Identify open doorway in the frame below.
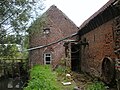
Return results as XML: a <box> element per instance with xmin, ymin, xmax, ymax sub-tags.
<box><xmin>71</xmin><ymin>43</ymin><xmax>80</xmax><ymax>72</ymax></box>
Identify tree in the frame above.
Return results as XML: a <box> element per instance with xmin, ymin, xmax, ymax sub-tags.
<box><xmin>0</xmin><ymin>0</ymin><xmax>45</xmax><ymax>59</ymax></box>
<box><xmin>0</xmin><ymin>0</ymin><xmax>44</xmax><ymax>34</ymax></box>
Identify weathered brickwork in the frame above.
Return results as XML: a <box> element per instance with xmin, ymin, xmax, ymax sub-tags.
<box><xmin>78</xmin><ymin>1</ymin><xmax>120</xmax><ymax>83</ymax></box>
<box><xmin>80</xmin><ymin>19</ymin><xmax>116</xmax><ymax>77</ymax></box>
<box><xmin>29</xmin><ymin>5</ymin><xmax>78</xmax><ymax>67</ymax></box>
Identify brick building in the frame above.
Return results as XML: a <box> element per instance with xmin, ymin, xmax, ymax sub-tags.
<box><xmin>29</xmin><ymin>5</ymin><xmax>78</xmax><ymax>68</ymax></box>
<box><xmin>29</xmin><ymin>0</ymin><xmax>120</xmax><ymax>85</ymax></box>
<box><xmin>76</xmin><ymin>0</ymin><xmax>120</xmax><ymax>84</ymax></box>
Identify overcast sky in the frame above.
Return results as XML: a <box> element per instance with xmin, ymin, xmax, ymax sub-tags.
<box><xmin>44</xmin><ymin>0</ymin><xmax>109</xmax><ymax>26</ymax></box>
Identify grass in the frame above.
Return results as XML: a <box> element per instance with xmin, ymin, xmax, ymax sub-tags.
<box><xmin>24</xmin><ymin>65</ymin><xmax>59</xmax><ymax>90</ymax></box>
<box><xmin>55</xmin><ymin>65</ymin><xmax>76</xmax><ymax>90</ymax></box>
<box><xmin>24</xmin><ymin>65</ymin><xmax>76</xmax><ymax>90</ymax></box>
<box><xmin>24</xmin><ymin>64</ymin><xmax>106</xmax><ymax>90</ymax></box>
<box><xmin>86</xmin><ymin>81</ymin><xmax>106</xmax><ymax>90</ymax></box>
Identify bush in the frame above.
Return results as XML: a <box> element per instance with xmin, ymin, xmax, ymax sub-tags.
<box><xmin>24</xmin><ymin>65</ymin><xmax>59</xmax><ymax>90</ymax></box>
<box><xmin>86</xmin><ymin>81</ymin><xmax>106</xmax><ymax>90</ymax></box>
<box><xmin>55</xmin><ymin>65</ymin><xmax>71</xmax><ymax>76</ymax></box>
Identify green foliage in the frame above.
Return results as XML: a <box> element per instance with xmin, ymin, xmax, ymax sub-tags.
<box><xmin>56</xmin><ymin>66</ymin><xmax>66</xmax><ymax>75</ymax></box>
<box><xmin>28</xmin><ymin>14</ymin><xmax>47</xmax><ymax>35</ymax></box>
<box><xmin>0</xmin><ymin>0</ymin><xmax>44</xmax><ymax>33</ymax></box>
<box><xmin>55</xmin><ymin>65</ymin><xmax>71</xmax><ymax>82</ymax></box>
<box><xmin>86</xmin><ymin>81</ymin><xmax>106</xmax><ymax>90</ymax></box>
<box><xmin>55</xmin><ymin>58</ymin><xmax>71</xmax><ymax>76</ymax></box>
<box><xmin>0</xmin><ymin>34</ymin><xmax>28</xmax><ymax>59</ymax></box>
<box><xmin>24</xmin><ymin>65</ymin><xmax>59</xmax><ymax>90</ymax></box>
<box><xmin>0</xmin><ymin>0</ymin><xmax>45</xmax><ymax>59</ymax></box>
<box><xmin>0</xmin><ymin>44</ymin><xmax>22</xmax><ymax>58</ymax></box>
<box><xmin>55</xmin><ymin>65</ymin><xmax>71</xmax><ymax>76</ymax></box>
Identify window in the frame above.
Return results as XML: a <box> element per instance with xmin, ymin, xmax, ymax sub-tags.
<box><xmin>43</xmin><ymin>28</ymin><xmax>50</xmax><ymax>35</ymax></box>
<box><xmin>44</xmin><ymin>53</ymin><xmax>52</xmax><ymax>64</ymax></box>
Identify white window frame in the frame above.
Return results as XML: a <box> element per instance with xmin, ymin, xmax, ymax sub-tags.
<box><xmin>44</xmin><ymin>53</ymin><xmax>52</xmax><ymax>65</ymax></box>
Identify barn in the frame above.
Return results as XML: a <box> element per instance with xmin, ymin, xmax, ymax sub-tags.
<box><xmin>76</xmin><ymin>0</ymin><xmax>120</xmax><ymax>84</ymax></box>
<box><xmin>29</xmin><ymin>5</ymin><xmax>78</xmax><ymax>68</ymax></box>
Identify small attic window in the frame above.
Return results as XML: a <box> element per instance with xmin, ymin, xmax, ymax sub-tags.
<box><xmin>43</xmin><ymin>28</ymin><xmax>50</xmax><ymax>35</ymax></box>
<box><xmin>65</xmin><ymin>17</ymin><xmax>67</xmax><ymax>20</ymax></box>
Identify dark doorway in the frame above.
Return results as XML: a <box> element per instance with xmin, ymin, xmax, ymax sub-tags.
<box><xmin>71</xmin><ymin>43</ymin><xmax>80</xmax><ymax>72</ymax></box>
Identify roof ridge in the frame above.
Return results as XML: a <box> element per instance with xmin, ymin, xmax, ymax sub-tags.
<box><xmin>43</xmin><ymin>5</ymin><xmax>78</xmax><ymax>27</ymax></box>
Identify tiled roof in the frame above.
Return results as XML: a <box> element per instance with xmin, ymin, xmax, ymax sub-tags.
<box><xmin>79</xmin><ymin>0</ymin><xmax>117</xmax><ymax>29</ymax></box>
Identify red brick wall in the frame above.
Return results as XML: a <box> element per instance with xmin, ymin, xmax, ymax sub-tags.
<box><xmin>80</xmin><ymin>19</ymin><xmax>116</xmax><ymax>77</ymax></box>
<box><xmin>29</xmin><ymin>5</ymin><xmax>78</xmax><ymax>67</ymax></box>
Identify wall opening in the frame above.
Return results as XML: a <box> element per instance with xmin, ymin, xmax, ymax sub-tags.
<box><xmin>71</xmin><ymin>43</ymin><xmax>80</xmax><ymax>72</ymax></box>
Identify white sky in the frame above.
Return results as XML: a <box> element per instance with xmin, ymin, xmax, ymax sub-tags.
<box><xmin>44</xmin><ymin>0</ymin><xmax>109</xmax><ymax>26</ymax></box>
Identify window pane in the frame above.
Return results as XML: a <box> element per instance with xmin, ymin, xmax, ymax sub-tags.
<box><xmin>46</xmin><ymin>61</ymin><xmax>50</xmax><ymax>64</ymax></box>
<box><xmin>46</xmin><ymin>57</ymin><xmax>50</xmax><ymax>61</ymax></box>
<box><xmin>44</xmin><ymin>53</ymin><xmax>52</xmax><ymax>65</ymax></box>
<box><xmin>46</xmin><ymin>54</ymin><xmax>50</xmax><ymax>56</ymax></box>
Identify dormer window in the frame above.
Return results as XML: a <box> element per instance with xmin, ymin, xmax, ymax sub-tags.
<box><xmin>43</xmin><ymin>28</ymin><xmax>50</xmax><ymax>35</ymax></box>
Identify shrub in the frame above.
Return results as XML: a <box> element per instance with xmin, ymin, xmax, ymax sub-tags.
<box><xmin>24</xmin><ymin>65</ymin><xmax>59</xmax><ymax>90</ymax></box>
<box><xmin>86</xmin><ymin>81</ymin><xmax>106</xmax><ymax>90</ymax></box>
<box><xmin>56</xmin><ymin>65</ymin><xmax>71</xmax><ymax>76</ymax></box>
